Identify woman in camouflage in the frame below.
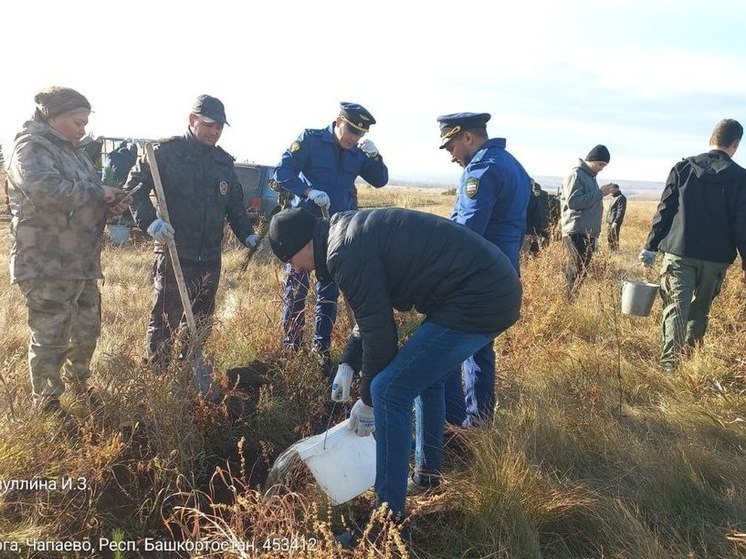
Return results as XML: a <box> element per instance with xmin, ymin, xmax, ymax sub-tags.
<box><xmin>6</xmin><ymin>87</ymin><xmax>130</xmax><ymax>415</ymax></box>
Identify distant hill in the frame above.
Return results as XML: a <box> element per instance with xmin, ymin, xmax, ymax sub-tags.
<box><xmin>374</xmin><ymin>175</ymin><xmax>665</xmax><ymax>201</ymax></box>
<box><xmin>533</xmin><ymin>176</ymin><xmax>664</xmax><ymax>201</ymax></box>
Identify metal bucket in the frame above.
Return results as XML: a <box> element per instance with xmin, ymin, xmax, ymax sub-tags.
<box><xmin>621</xmin><ymin>280</ymin><xmax>659</xmax><ymax>317</ymax></box>
<box><xmin>107</xmin><ymin>224</ymin><xmax>131</xmax><ymax>245</ymax></box>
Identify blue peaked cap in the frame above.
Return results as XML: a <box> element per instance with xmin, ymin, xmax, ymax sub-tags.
<box><xmin>339</xmin><ymin>102</ymin><xmax>376</xmax><ymax>133</ymax></box>
<box><xmin>436</xmin><ymin>112</ymin><xmax>491</xmax><ymax>148</ymax></box>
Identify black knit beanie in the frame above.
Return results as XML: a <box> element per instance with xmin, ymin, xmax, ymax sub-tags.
<box><xmin>585</xmin><ymin>144</ymin><xmax>610</xmax><ymax>163</ymax></box>
<box><xmin>268</xmin><ymin>208</ymin><xmax>318</xmax><ymax>262</ymax></box>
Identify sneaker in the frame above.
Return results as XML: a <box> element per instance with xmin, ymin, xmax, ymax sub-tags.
<box><xmin>407</xmin><ymin>473</ymin><xmax>440</xmax><ymax>496</ymax></box>
<box><xmin>659</xmin><ymin>362</ymin><xmax>677</xmax><ymax>375</ymax></box>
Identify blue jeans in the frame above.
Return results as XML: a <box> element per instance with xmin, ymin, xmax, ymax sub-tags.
<box><xmin>370</xmin><ymin>321</ymin><xmax>497</xmax><ymax>517</ymax></box>
<box><xmin>281</xmin><ymin>265</ymin><xmax>339</xmax><ymax>354</ymax></box>
<box><xmin>443</xmin><ymin>340</ymin><xmax>497</xmax><ymax>427</ymax></box>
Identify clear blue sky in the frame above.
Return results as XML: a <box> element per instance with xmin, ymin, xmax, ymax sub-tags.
<box><xmin>2</xmin><ymin>0</ymin><xmax>745</xmax><ymax>184</ymax></box>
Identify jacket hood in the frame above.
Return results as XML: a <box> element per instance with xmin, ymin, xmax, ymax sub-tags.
<box><xmin>572</xmin><ymin>158</ymin><xmax>597</xmax><ymax>177</ymax></box>
<box><xmin>686</xmin><ymin>150</ymin><xmax>741</xmax><ymax>182</ymax></box>
<box><xmin>16</xmin><ymin>119</ymin><xmax>57</xmax><ymax>141</ymax></box>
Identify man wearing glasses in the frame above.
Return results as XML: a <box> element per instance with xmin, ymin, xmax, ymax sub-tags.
<box><xmin>272</xmin><ymin>102</ymin><xmax>389</xmax><ymax>374</ymax></box>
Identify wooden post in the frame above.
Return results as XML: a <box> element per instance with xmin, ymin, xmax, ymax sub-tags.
<box><xmin>144</xmin><ymin>143</ymin><xmax>197</xmax><ymax>339</ymax></box>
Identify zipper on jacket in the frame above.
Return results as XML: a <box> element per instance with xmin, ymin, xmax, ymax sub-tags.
<box><xmin>197</xmin><ymin>154</ymin><xmax>208</xmax><ymax>261</ymax></box>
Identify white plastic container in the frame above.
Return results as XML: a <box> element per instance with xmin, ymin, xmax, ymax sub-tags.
<box><xmin>621</xmin><ymin>280</ymin><xmax>659</xmax><ymax>317</ymax></box>
<box><xmin>294</xmin><ymin>419</ymin><xmax>376</xmax><ymax>505</ymax></box>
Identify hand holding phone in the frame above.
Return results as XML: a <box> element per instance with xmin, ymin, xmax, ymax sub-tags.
<box><xmin>110</xmin><ymin>182</ymin><xmax>143</xmax><ymax>206</ymax></box>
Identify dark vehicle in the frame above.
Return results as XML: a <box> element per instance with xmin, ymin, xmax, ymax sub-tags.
<box><xmin>233</xmin><ymin>163</ymin><xmax>281</xmax><ymax>223</ymax></box>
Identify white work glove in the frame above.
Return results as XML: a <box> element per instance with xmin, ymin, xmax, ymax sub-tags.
<box><xmin>245</xmin><ymin>234</ymin><xmax>262</xmax><ymax>251</ymax></box>
<box><xmin>147</xmin><ymin>219</ymin><xmax>175</xmax><ymax>242</ymax></box>
<box><xmin>331</xmin><ymin>363</ymin><xmax>354</xmax><ymax>402</ymax></box>
<box><xmin>638</xmin><ymin>249</ymin><xmax>656</xmax><ymax>268</ymax></box>
<box><xmin>358</xmin><ymin>138</ymin><xmax>379</xmax><ymax>158</ymax></box>
<box><xmin>348</xmin><ymin>399</ymin><xmax>375</xmax><ymax>437</ymax></box>
<box><xmin>307</xmin><ymin>189</ymin><xmax>330</xmax><ymax>209</ymax></box>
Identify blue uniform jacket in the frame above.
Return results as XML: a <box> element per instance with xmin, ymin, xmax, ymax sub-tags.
<box><xmin>273</xmin><ymin>124</ymin><xmax>389</xmax><ymax>216</ymax></box>
<box><xmin>451</xmin><ymin>138</ymin><xmax>530</xmax><ymax>271</ymax></box>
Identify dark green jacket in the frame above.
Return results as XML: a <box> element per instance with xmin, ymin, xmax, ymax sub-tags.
<box><xmin>127</xmin><ymin>131</ymin><xmax>254</xmax><ymax>261</ymax></box>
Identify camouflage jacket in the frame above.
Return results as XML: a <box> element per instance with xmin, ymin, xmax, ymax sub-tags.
<box><xmin>7</xmin><ymin>120</ymin><xmax>107</xmax><ymax>283</ymax></box>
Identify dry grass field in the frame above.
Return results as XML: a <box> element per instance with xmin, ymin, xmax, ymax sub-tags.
<box><xmin>0</xmin><ymin>185</ymin><xmax>745</xmax><ymax>558</ymax></box>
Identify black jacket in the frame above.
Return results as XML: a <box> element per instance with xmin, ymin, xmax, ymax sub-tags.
<box><xmin>606</xmin><ymin>193</ymin><xmax>627</xmax><ymax>226</ymax></box>
<box><xmin>645</xmin><ymin>150</ymin><xmax>746</xmax><ymax>267</ymax></box>
<box><xmin>316</xmin><ymin>208</ymin><xmax>522</xmax><ymax>405</ymax></box>
<box><xmin>126</xmin><ymin>131</ymin><xmax>254</xmax><ymax>262</ymax></box>
<box><xmin>526</xmin><ymin>184</ymin><xmax>550</xmax><ymax>235</ymax></box>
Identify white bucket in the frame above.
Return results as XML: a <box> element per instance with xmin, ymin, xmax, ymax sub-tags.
<box><xmin>107</xmin><ymin>224</ymin><xmax>131</xmax><ymax>245</ymax></box>
<box><xmin>621</xmin><ymin>280</ymin><xmax>659</xmax><ymax>317</ymax></box>
<box><xmin>294</xmin><ymin>419</ymin><xmax>376</xmax><ymax>505</ymax></box>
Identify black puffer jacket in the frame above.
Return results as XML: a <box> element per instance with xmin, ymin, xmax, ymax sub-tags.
<box><xmin>645</xmin><ymin>150</ymin><xmax>746</xmax><ymax>267</ymax></box>
<box><xmin>315</xmin><ymin>208</ymin><xmax>522</xmax><ymax>405</ymax></box>
<box><xmin>126</xmin><ymin>131</ymin><xmax>254</xmax><ymax>261</ymax></box>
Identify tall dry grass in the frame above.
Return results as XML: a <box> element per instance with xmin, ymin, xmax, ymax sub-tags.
<box><xmin>0</xmin><ymin>189</ymin><xmax>744</xmax><ymax>558</ymax></box>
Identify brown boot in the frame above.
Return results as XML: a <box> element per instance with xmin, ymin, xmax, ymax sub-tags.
<box><xmin>67</xmin><ymin>381</ymin><xmax>104</xmax><ymax>411</ymax></box>
<box><xmin>37</xmin><ymin>395</ymin><xmax>64</xmax><ymax>416</ymax></box>
<box><xmin>36</xmin><ymin>396</ymin><xmax>78</xmax><ymax>434</ymax></box>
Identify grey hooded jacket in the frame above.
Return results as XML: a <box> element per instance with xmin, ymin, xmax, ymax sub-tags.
<box><xmin>560</xmin><ymin>158</ymin><xmax>604</xmax><ymax>237</ymax></box>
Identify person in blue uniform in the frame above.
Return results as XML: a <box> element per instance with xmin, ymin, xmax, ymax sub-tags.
<box><xmin>103</xmin><ymin>139</ymin><xmax>138</xmax><ymax>186</ymax></box>
<box><xmin>272</xmin><ymin>102</ymin><xmax>389</xmax><ymax>371</ymax></box>
<box><xmin>412</xmin><ymin>113</ymin><xmax>529</xmax><ymax>486</ymax></box>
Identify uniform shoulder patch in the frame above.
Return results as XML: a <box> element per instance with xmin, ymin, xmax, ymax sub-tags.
<box><xmin>470</xmin><ymin>148</ymin><xmax>487</xmax><ymax>164</ymax></box>
<box><xmin>290</xmin><ymin>140</ymin><xmax>302</xmax><ymax>153</ymax></box>
<box><xmin>465</xmin><ymin>177</ymin><xmax>480</xmax><ymax>198</ymax></box>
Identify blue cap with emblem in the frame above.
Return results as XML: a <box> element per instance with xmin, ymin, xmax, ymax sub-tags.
<box><xmin>339</xmin><ymin>102</ymin><xmax>376</xmax><ymax>134</ymax></box>
<box><xmin>192</xmin><ymin>94</ymin><xmax>229</xmax><ymax>125</ymax></box>
<box><xmin>437</xmin><ymin>112</ymin><xmax>491</xmax><ymax>148</ymax></box>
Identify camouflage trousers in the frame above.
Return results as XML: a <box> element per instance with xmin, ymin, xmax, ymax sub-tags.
<box><xmin>17</xmin><ymin>278</ymin><xmax>101</xmax><ymax>401</ymax></box>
